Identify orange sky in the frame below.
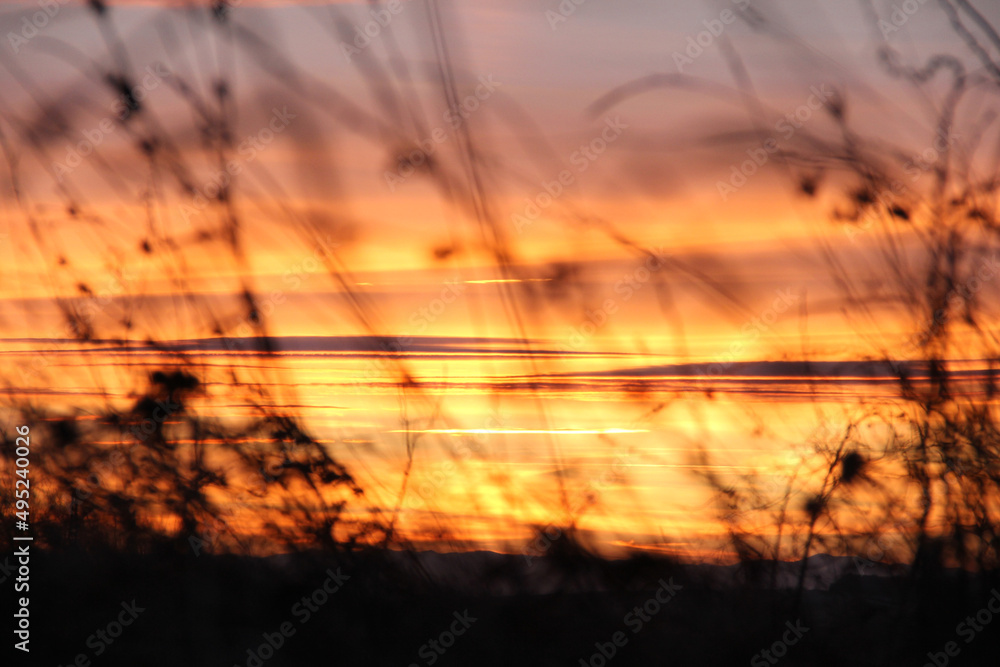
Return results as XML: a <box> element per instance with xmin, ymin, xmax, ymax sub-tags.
<box><xmin>1</xmin><ymin>0</ymin><xmax>999</xmax><ymax>556</ymax></box>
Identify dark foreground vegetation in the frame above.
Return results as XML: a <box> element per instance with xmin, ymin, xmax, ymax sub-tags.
<box><xmin>4</xmin><ymin>546</ymin><xmax>998</xmax><ymax>666</ymax></box>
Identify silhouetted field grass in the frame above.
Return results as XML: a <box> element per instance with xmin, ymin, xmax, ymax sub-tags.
<box><xmin>2</xmin><ymin>0</ymin><xmax>1000</xmax><ymax>664</ymax></box>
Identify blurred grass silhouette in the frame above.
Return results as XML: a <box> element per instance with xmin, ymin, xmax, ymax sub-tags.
<box><xmin>1</xmin><ymin>1</ymin><xmax>1000</xmax><ymax>665</ymax></box>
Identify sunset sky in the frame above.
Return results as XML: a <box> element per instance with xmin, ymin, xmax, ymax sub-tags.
<box><xmin>2</xmin><ymin>0</ymin><xmax>999</xmax><ymax>557</ymax></box>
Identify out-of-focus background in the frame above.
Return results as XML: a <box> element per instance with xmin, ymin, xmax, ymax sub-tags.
<box><xmin>2</xmin><ymin>1</ymin><xmax>1000</xmax><ymax>665</ymax></box>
